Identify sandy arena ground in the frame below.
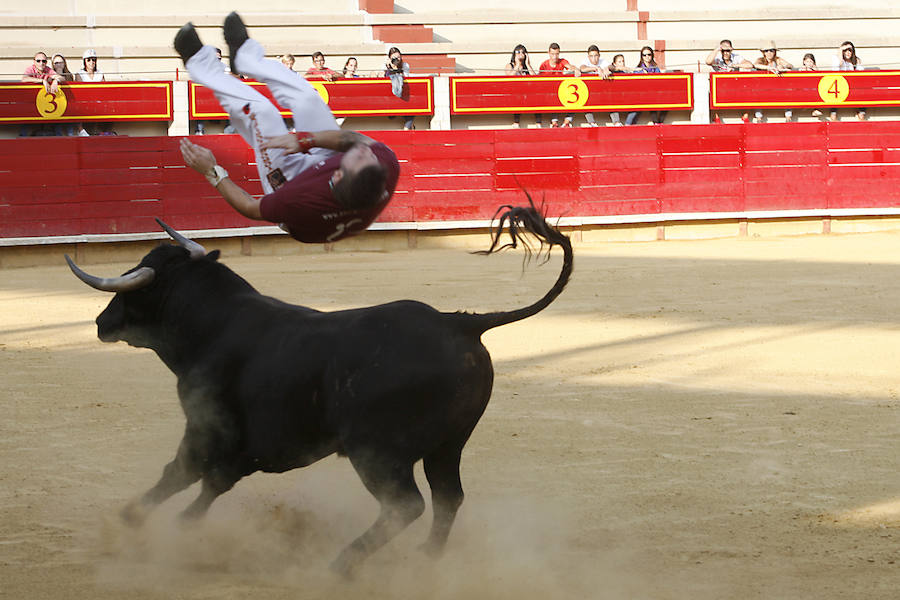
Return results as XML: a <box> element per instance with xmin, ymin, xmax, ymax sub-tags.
<box><xmin>2</xmin><ymin>229</ymin><xmax>900</xmax><ymax>599</ymax></box>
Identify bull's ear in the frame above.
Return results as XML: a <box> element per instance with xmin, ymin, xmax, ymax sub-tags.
<box><xmin>207</xmin><ymin>250</ymin><xmax>221</xmax><ymax>261</ymax></box>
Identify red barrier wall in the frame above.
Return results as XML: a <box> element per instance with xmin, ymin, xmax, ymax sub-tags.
<box><xmin>4</xmin><ymin>122</ymin><xmax>900</xmax><ymax>240</ymax></box>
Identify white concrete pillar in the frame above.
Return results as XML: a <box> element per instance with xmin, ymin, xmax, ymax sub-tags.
<box><xmin>430</xmin><ymin>75</ymin><xmax>451</xmax><ymax>130</ymax></box>
<box><xmin>692</xmin><ymin>72</ymin><xmax>711</xmax><ymax>124</ymax></box>
<box><xmin>169</xmin><ymin>80</ymin><xmax>189</xmax><ymax>136</ymax></box>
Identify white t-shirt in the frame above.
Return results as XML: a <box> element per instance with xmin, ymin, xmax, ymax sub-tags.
<box><xmin>710</xmin><ymin>51</ymin><xmax>747</xmax><ymax>71</ymax></box>
<box><xmin>832</xmin><ymin>56</ymin><xmax>863</xmax><ymax>71</ymax></box>
<box><xmin>580</xmin><ymin>55</ymin><xmax>609</xmax><ymax>74</ymax></box>
<box><xmin>76</xmin><ymin>69</ymin><xmax>105</xmax><ymax>82</ymax></box>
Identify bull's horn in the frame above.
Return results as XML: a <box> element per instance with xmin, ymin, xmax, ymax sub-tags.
<box><xmin>155</xmin><ymin>218</ymin><xmax>206</xmax><ymax>259</ymax></box>
<box><xmin>65</xmin><ymin>255</ymin><xmax>156</xmax><ymax>293</ymax></box>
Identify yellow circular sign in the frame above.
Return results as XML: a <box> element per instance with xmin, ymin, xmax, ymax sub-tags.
<box><xmin>817</xmin><ymin>75</ymin><xmax>850</xmax><ymax>104</ymax></box>
<box><xmin>309</xmin><ymin>81</ymin><xmax>329</xmax><ymax>105</ymax></box>
<box><xmin>36</xmin><ymin>87</ymin><xmax>67</xmax><ymax>118</ymax></box>
<box><xmin>557</xmin><ymin>77</ymin><xmax>589</xmax><ymax>109</ymax></box>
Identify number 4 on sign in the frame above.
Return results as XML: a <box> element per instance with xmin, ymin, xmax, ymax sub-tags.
<box><xmin>817</xmin><ymin>75</ymin><xmax>850</xmax><ymax>104</ymax></box>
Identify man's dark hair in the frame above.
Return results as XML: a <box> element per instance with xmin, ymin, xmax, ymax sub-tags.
<box><xmin>549</xmin><ymin>42</ymin><xmax>560</xmax><ymax>51</ymax></box>
<box><xmin>332</xmin><ymin>163</ymin><xmax>388</xmax><ymax>210</ymax></box>
<box><xmin>312</xmin><ymin>51</ymin><xmax>324</xmax><ymax>60</ymax></box>
<box><xmin>720</xmin><ymin>39</ymin><xmax>733</xmax><ymax>46</ymax></box>
<box><xmin>587</xmin><ymin>44</ymin><xmax>599</xmax><ymax>53</ymax></box>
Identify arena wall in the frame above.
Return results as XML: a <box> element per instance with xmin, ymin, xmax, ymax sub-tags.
<box><xmin>4</xmin><ymin>122</ymin><xmax>900</xmax><ymax>267</ymax></box>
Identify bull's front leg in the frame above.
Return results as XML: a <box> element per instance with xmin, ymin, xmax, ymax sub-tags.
<box><xmin>120</xmin><ymin>430</ymin><xmax>202</xmax><ymax>527</ymax></box>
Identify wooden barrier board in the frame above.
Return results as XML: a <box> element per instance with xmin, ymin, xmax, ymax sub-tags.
<box><xmin>711</xmin><ymin>71</ymin><xmax>900</xmax><ymax>109</ymax></box>
<box><xmin>450</xmin><ymin>73</ymin><xmax>694</xmax><ymax>115</ymax></box>
<box><xmin>0</xmin><ymin>82</ymin><xmax>173</xmax><ymax>124</ymax></box>
<box><xmin>189</xmin><ymin>77</ymin><xmax>434</xmax><ymax>119</ymax></box>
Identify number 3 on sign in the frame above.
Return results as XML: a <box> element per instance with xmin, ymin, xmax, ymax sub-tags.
<box><xmin>557</xmin><ymin>77</ymin><xmax>589</xmax><ymax>109</ymax></box>
<box><xmin>36</xmin><ymin>88</ymin><xmax>67</xmax><ymax>118</ymax></box>
<box><xmin>817</xmin><ymin>74</ymin><xmax>850</xmax><ymax>104</ymax></box>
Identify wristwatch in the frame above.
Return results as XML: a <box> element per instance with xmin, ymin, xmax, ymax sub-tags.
<box><xmin>205</xmin><ymin>164</ymin><xmax>229</xmax><ymax>187</ymax></box>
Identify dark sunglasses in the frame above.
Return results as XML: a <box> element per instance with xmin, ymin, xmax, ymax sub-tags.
<box><xmin>86</xmin><ymin>57</ymin><xmax>97</xmax><ymax>61</ymax></box>
<box><xmin>36</xmin><ymin>58</ymin><xmax>48</xmax><ymax>63</ymax></box>
<box><xmin>763</xmin><ymin>48</ymin><xmax>776</xmax><ymax>52</ymax></box>
<box><xmin>642</xmin><ymin>53</ymin><xmax>653</xmax><ymax>57</ymax></box>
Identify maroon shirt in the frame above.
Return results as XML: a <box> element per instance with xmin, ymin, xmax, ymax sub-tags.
<box><xmin>259</xmin><ymin>142</ymin><xmax>400</xmax><ymax>243</ymax></box>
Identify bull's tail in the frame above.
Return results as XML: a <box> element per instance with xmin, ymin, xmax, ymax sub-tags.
<box><xmin>459</xmin><ymin>196</ymin><xmax>573</xmax><ymax>334</ymax></box>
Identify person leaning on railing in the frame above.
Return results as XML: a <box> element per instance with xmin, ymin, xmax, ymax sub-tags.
<box><xmin>752</xmin><ymin>42</ymin><xmax>793</xmax><ymax>123</ymax></box>
<box><xmin>20</xmin><ymin>51</ymin><xmax>63</xmax><ymax>137</ymax></box>
<box><xmin>579</xmin><ymin>44</ymin><xmax>610</xmax><ymax>127</ymax></box>
<box><xmin>830</xmin><ymin>41</ymin><xmax>866</xmax><ymax>121</ymax></box>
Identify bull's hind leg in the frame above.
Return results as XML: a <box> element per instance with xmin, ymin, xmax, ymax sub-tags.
<box><xmin>331</xmin><ymin>457</ymin><xmax>425</xmax><ymax>578</ymax></box>
<box><xmin>420</xmin><ymin>442</ymin><xmax>465</xmax><ymax>557</ymax></box>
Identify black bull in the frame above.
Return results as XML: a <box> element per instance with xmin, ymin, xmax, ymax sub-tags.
<box><xmin>66</xmin><ymin>204</ymin><xmax>573</xmax><ymax>576</ymax></box>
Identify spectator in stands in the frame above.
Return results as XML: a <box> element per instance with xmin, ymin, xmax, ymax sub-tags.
<box><xmin>607</xmin><ymin>53</ymin><xmax>630</xmax><ymax>126</ymax></box>
<box><xmin>306</xmin><ymin>51</ymin><xmax>340</xmax><ymax>82</ymax></box>
<box><xmin>627</xmin><ymin>46</ymin><xmax>666</xmax><ymax>125</ymax></box>
<box><xmin>754</xmin><ymin>42</ymin><xmax>792</xmax><ymax>75</ymax></box>
<box><xmin>343</xmin><ymin>57</ymin><xmax>360</xmax><ymax>78</ymax></box>
<box><xmin>21</xmin><ymin>51</ymin><xmax>64</xmax><ymax>137</ymax></box>
<box><xmin>706</xmin><ymin>40</ymin><xmax>753</xmax><ymax>72</ymax></box>
<box><xmin>384</xmin><ymin>47</ymin><xmax>414</xmax><ymax>130</ymax></box>
<box><xmin>539</xmin><ymin>42</ymin><xmax>580</xmax><ymax>127</ymax></box>
<box><xmin>505</xmin><ymin>44</ymin><xmax>542</xmax><ymax>128</ymax></box>
<box><xmin>800</xmin><ymin>53</ymin><xmax>817</xmax><ymax>71</ymax></box>
<box><xmin>51</xmin><ymin>54</ymin><xmax>77</xmax><ymax>136</ymax></box>
<box><xmin>51</xmin><ymin>54</ymin><xmax>74</xmax><ymax>82</ymax></box>
<box><xmin>23</xmin><ymin>51</ymin><xmax>62</xmax><ymax>94</ymax></box>
<box><xmin>799</xmin><ymin>53</ymin><xmax>824</xmax><ymax>118</ymax></box>
<box><xmin>580</xmin><ymin>44</ymin><xmax>610</xmax><ymax>127</ymax></box>
<box><xmin>752</xmin><ymin>42</ymin><xmax>793</xmax><ymax>123</ymax></box>
<box><xmin>706</xmin><ymin>40</ymin><xmax>753</xmax><ymax>123</ymax></box>
<box><xmin>831</xmin><ymin>41</ymin><xmax>866</xmax><ymax>121</ymax></box>
<box><xmin>76</xmin><ymin>49</ymin><xmax>104</xmax><ymax>82</ymax></box>
<box><xmin>281</xmin><ymin>53</ymin><xmax>296</xmax><ymax>71</ymax></box>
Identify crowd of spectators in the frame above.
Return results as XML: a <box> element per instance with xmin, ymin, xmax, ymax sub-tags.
<box><xmin>14</xmin><ymin>38</ymin><xmax>877</xmax><ymax>135</ymax></box>
<box><xmin>19</xmin><ymin>48</ymin><xmax>114</xmax><ymax>136</ymax></box>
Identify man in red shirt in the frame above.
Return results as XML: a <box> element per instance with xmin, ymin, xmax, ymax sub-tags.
<box><xmin>174</xmin><ymin>13</ymin><xmax>399</xmax><ymax>244</ymax></box>
<box><xmin>305</xmin><ymin>52</ymin><xmax>340</xmax><ymax>82</ymax></box>
<box><xmin>538</xmin><ymin>43</ymin><xmax>580</xmax><ymax>127</ymax></box>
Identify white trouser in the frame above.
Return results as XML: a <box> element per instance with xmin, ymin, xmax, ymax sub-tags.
<box><xmin>186</xmin><ymin>40</ymin><xmax>339</xmax><ymax>193</ymax></box>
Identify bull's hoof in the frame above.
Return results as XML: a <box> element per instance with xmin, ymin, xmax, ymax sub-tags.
<box><xmin>329</xmin><ymin>551</ymin><xmax>359</xmax><ymax>580</ymax></box>
<box><xmin>120</xmin><ymin>501</ymin><xmax>149</xmax><ymax>528</ymax></box>
<box><xmin>417</xmin><ymin>540</ymin><xmax>446</xmax><ymax>559</ymax></box>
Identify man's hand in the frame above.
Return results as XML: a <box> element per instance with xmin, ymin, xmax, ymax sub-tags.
<box><xmin>260</xmin><ymin>133</ymin><xmax>300</xmax><ymax>153</ymax></box>
<box><xmin>180</xmin><ymin>138</ymin><xmax>217</xmax><ymax>175</ymax></box>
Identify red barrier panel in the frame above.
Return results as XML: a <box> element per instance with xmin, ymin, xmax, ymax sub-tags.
<box><xmin>4</xmin><ymin>123</ymin><xmax>900</xmax><ymax>240</ymax></box>
<box><xmin>0</xmin><ymin>81</ymin><xmax>174</xmax><ymax>124</ymax></box>
<box><xmin>189</xmin><ymin>77</ymin><xmax>434</xmax><ymax>119</ymax></box>
<box><xmin>711</xmin><ymin>71</ymin><xmax>900</xmax><ymax>110</ymax></box>
<box><xmin>450</xmin><ymin>74</ymin><xmax>693</xmax><ymax>114</ymax></box>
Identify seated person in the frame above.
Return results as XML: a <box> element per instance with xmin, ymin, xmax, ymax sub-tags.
<box><xmin>305</xmin><ymin>51</ymin><xmax>340</xmax><ymax>82</ymax></box>
<box><xmin>706</xmin><ymin>40</ymin><xmax>753</xmax><ymax>72</ymax></box>
<box><xmin>539</xmin><ymin>43</ymin><xmax>580</xmax><ymax>127</ymax></box>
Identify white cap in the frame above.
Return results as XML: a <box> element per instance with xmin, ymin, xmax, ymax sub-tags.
<box><xmin>83</xmin><ymin>48</ymin><xmax>97</xmax><ymax>60</ymax></box>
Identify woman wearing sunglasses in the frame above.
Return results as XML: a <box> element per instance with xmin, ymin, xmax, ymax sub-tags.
<box><xmin>625</xmin><ymin>47</ymin><xmax>667</xmax><ymax>125</ymax></box>
<box><xmin>76</xmin><ymin>49</ymin><xmax>105</xmax><ymax>82</ymax></box>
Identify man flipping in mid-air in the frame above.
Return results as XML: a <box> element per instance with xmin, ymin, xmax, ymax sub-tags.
<box><xmin>174</xmin><ymin>12</ymin><xmax>400</xmax><ymax>243</ymax></box>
